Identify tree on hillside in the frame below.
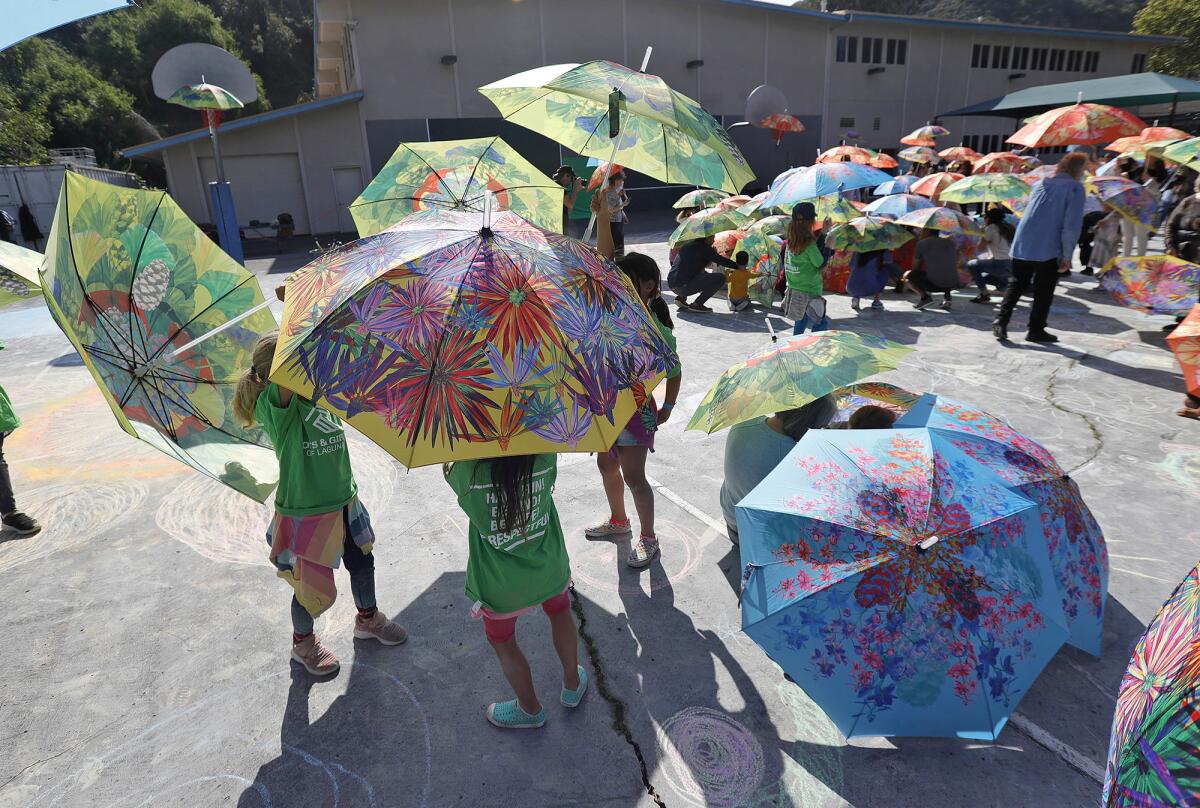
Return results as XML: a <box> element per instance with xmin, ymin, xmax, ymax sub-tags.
<box><xmin>798</xmin><ymin>0</ymin><xmax>1141</xmax><ymax>32</ymax></box>
<box><xmin>0</xmin><ymin>87</ymin><xmax>50</xmax><ymax>165</ymax></box>
<box><xmin>1135</xmin><ymin>0</ymin><xmax>1200</xmax><ymax>79</ymax></box>
<box><xmin>199</xmin><ymin>0</ymin><xmax>313</xmax><ymax>107</ymax></box>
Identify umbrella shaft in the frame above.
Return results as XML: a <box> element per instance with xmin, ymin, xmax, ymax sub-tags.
<box><xmin>132</xmin><ymin>298</ymin><xmax>274</xmax><ymax>377</ymax></box>
<box><xmin>582</xmin><ymin>141</ymin><xmax>621</xmax><ymax>244</ymax></box>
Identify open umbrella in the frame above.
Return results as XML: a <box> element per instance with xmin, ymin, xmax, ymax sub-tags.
<box><xmin>813</xmin><ymin>195</ymin><xmax>862</xmax><ymax>225</ymax></box>
<box><xmin>824</xmin><ymin>216</ymin><xmax>914</xmax><ymax>252</ymax></box>
<box><xmin>939</xmin><ymin>174</ymin><xmax>1031</xmax><ymax>205</ymax></box>
<box><xmin>712</xmin><ymin>228</ymin><xmax>749</xmax><ymax>258</ymax></box>
<box><xmin>1167</xmin><ymin>304</ymin><xmax>1200</xmax><ymax>398</ymax></box>
<box><xmin>874</xmin><ymin>175</ymin><xmax>919</xmax><ymax>196</ymax></box>
<box><xmin>902</xmin><ymin>123</ymin><xmax>950</xmax><ymax>144</ymax></box>
<box><xmin>2</xmin><ymin>0</ymin><xmax>133</xmax><ymax>52</ymax></box>
<box><xmin>762</xmin><ymin>163</ymin><xmax>893</xmax><ymax>210</ymax></box>
<box><xmin>870</xmin><ymin>152</ymin><xmax>900</xmax><ymax>170</ymax></box>
<box><xmin>586</xmin><ymin>160</ymin><xmax>622</xmax><ymax>191</ymax></box>
<box><xmin>166</xmin><ymin>82</ymin><xmax>244</xmax><ymax>111</ymax></box>
<box><xmin>1099</xmin><ymin>255</ymin><xmax>1200</xmax><ymax>315</ymax></box>
<box><xmin>748</xmin><ymin>214</ymin><xmax>791</xmax><ymax>238</ymax></box>
<box><xmin>1161</xmin><ymin>136</ymin><xmax>1200</xmax><ymax>170</ymax></box>
<box><xmin>829</xmin><ymin>381</ymin><xmax>921</xmax><ymax>424</ymax></box>
<box><xmin>736</xmin><ymin>230</ymin><xmax>784</xmax><ymax>307</ymax></box>
<box><xmin>1104</xmin><ymin>126</ymin><xmax>1192</xmax><ymax>154</ymax></box>
<box><xmin>898</xmin><ymin>146</ymin><xmax>940</xmax><ymax>165</ymax></box>
<box><xmin>349</xmin><ymin>137</ymin><xmax>562</xmax><ymax>236</ymax></box>
<box><xmin>271</xmin><ymin>207</ymin><xmax>676</xmax><ymax>467</ymax></box>
<box><xmin>674</xmin><ymin>188</ymin><xmax>728</xmax><ymax>209</ymax></box>
<box><xmin>40</xmin><ymin>172</ymin><xmax>279</xmax><ymax>501</ymax></box>
<box><xmin>716</xmin><ymin>194</ymin><xmax>754</xmax><ymax>212</ymax></box>
<box><xmin>910</xmin><ymin>172</ymin><xmax>964</xmax><ymax>198</ymax></box>
<box><xmin>668</xmin><ymin>206</ymin><xmax>752</xmax><ymax>247</ymax></box>
<box><xmin>862</xmin><ymin>193</ymin><xmax>935</xmax><ymax>220</ymax></box>
<box><xmin>1104</xmin><ymin>561</ymin><xmax>1200</xmax><ymax>806</ymax></box>
<box><xmin>736</xmin><ymin>192</ymin><xmax>783</xmax><ymax>220</ymax></box>
<box><xmin>974</xmin><ymin>152</ymin><xmax>1029</xmax><ymax>175</ymax></box>
<box><xmin>738</xmin><ymin>427</ymin><xmax>1068</xmax><ymax>739</ymax></box>
<box><xmin>1088</xmin><ymin>176</ymin><xmax>1158</xmax><ymax>227</ymax></box>
<box><xmin>0</xmin><ymin>241</ymin><xmax>42</xmax><ymax>308</ymax></box>
<box><xmin>939</xmin><ymin>146</ymin><xmax>982</xmax><ymax>163</ymax></box>
<box><xmin>686</xmin><ymin>330</ymin><xmax>912</xmax><ymax>433</ymax></box>
<box><xmin>760</xmin><ymin>113</ymin><xmax>805</xmax><ymax>145</ymax></box>
<box><xmin>479</xmin><ymin>60</ymin><xmax>754</xmax><ymax>194</ymax></box>
<box><xmin>1021</xmin><ymin>165</ymin><xmax>1059</xmax><ymax>186</ymax></box>
<box><xmin>817</xmin><ymin>146</ymin><xmax>876</xmax><ymax>165</ymax></box>
<box><xmin>1008</xmin><ymin>102</ymin><xmax>1146</xmax><ymax>148</ymax></box>
<box><xmin>895</xmin><ymin>206</ymin><xmax>982</xmax><ymax>236</ymax></box>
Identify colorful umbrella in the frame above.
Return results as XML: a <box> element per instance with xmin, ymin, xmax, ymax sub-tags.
<box><xmin>272</xmin><ymin>208</ymin><xmax>676</xmax><ymax>467</ymax></box>
<box><xmin>668</xmin><ymin>206</ymin><xmax>752</xmax><ymax>247</ymax></box>
<box><xmin>738</xmin><ymin>427</ymin><xmax>1068</xmax><ymax>739</ymax></box>
<box><xmin>586</xmin><ymin>160</ymin><xmax>623</xmax><ymax>191</ymax></box>
<box><xmin>896</xmin><ymin>394</ymin><xmax>1107</xmax><ymax>655</ymax></box>
<box><xmin>817</xmin><ymin>146</ymin><xmax>876</xmax><ymax>165</ymax></box>
<box><xmin>716</xmin><ymin>194</ymin><xmax>754</xmax><ymax>212</ymax></box>
<box><xmin>1099</xmin><ymin>255</ymin><xmax>1200</xmax><ymax>315</ymax></box>
<box><xmin>40</xmin><ymin>172</ymin><xmax>279</xmax><ymax>501</ymax></box>
<box><xmin>1104</xmin><ymin>562</ymin><xmax>1200</xmax><ymax>806</ymax></box>
<box><xmin>737</xmin><ymin>230</ymin><xmax>785</xmax><ymax>307</ymax></box>
<box><xmin>1105</xmin><ymin>126</ymin><xmax>1193</xmax><ymax>154</ymax></box>
<box><xmin>1022</xmin><ymin>165</ymin><xmax>1059</xmax><ymax>186</ymax></box>
<box><xmin>870</xmin><ymin>152</ymin><xmax>900</xmax><ymax>170</ymax></box>
<box><xmin>1088</xmin><ymin>176</ymin><xmax>1158</xmax><ymax>227</ymax></box>
<box><xmin>874</xmin><ymin>175</ymin><xmax>919</xmax><ymax>196</ymax></box>
<box><xmin>898</xmin><ymin>146</ymin><xmax>940</xmax><ymax>164</ymax></box>
<box><xmin>910</xmin><ymin>172</ymin><xmax>964</xmax><ymax>198</ymax></box>
<box><xmin>479</xmin><ymin>60</ymin><xmax>755</xmax><ymax>193</ymax></box>
<box><xmin>762</xmin><ymin>163</ymin><xmax>893</xmax><ymax>210</ymax></box>
<box><xmin>748</xmin><ymin>214</ymin><xmax>791</xmax><ymax>238</ymax></box>
<box><xmin>1167</xmin><ymin>304</ymin><xmax>1200</xmax><ymax>398</ymax></box>
<box><xmin>895</xmin><ymin>206</ymin><xmax>983</xmax><ymax>236</ymax></box>
<box><xmin>939</xmin><ymin>174</ymin><xmax>1031</xmax><ymax>205</ymax></box>
<box><xmin>712</xmin><ymin>228</ymin><xmax>749</xmax><ymax>258</ymax></box>
<box><xmin>862</xmin><ymin>193</ymin><xmax>935</xmax><ymax>220</ymax></box>
<box><xmin>813</xmin><ymin>195</ymin><xmax>862</xmax><ymax>225</ymax></box>
<box><xmin>166</xmin><ymin>82</ymin><xmax>244</xmax><ymax>111</ymax></box>
<box><xmin>1008</xmin><ymin>103</ymin><xmax>1146</xmax><ymax>148</ymax></box>
<box><xmin>939</xmin><ymin>146</ymin><xmax>982</xmax><ymax>163</ymax></box>
<box><xmin>736</xmin><ymin>192</ymin><xmax>784</xmax><ymax>220</ymax></box>
<box><xmin>829</xmin><ymin>381</ymin><xmax>920</xmax><ymax>424</ymax></box>
<box><xmin>973</xmin><ymin>152</ymin><xmax>1029</xmax><ymax>175</ymax></box>
<box><xmin>686</xmin><ymin>330</ymin><xmax>912</xmax><ymax>433</ymax></box>
<box><xmin>349</xmin><ymin>137</ymin><xmax>562</xmax><ymax>237</ymax></box>
<box><xmin>674</xmin><ymin>188</ymin><xmax>729</xmax><ymax>209</ymax></box>
<box><xmin>0</xmin><ymin>241</ymin><xmax>42</xmax><ymax>308</ymax></box>
<box><xmin>761</xmin><ymin>113</ymin><xmax>806</xmax><ymax>145</ymax></box>
<box><xmin>1161</xmin><ymin>136</ymin><xmax>1200</xmax><ymax>170</ymax></box>
<box><xmin>824</xmin><ymin>216</ymin><xmax>915</xmax><ymax>252</ymax></box>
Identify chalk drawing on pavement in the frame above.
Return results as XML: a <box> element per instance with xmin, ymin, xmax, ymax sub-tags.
<box><xmin>569</xmin><ymin>518</ymin><xmax>705</xmax><ymax>595</ymax></box>
<box><xmin>656</xmin><ymin>706</ymin><xmax>765</xmax><ymax>808</ymax></box>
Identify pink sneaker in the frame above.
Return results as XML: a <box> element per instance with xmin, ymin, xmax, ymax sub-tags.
<box><xmin>291</xmin><ymin>634</ymin><xmax>340</xmax><ymax>676</ymax></box>
<box><xmin>353</xmin><ymin>611</ymin><xmax>408</xmax><ymax>646</ymax></box>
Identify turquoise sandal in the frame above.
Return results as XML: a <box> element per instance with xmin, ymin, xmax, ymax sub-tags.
<box><xmin>561</xmin><ymin>666</ymin><xmax>589</xmax><ymax>708</ymax></box>
<box><xmin>486</xmin><ymin>699</ymin><xmax>546</xmax><ymax>729</ymax></box>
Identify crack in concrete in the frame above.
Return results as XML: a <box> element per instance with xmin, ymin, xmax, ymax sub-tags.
<box><xmin>570</xmin><ymin>586</ymin><xmax>667</xmax><ymax>807</ymax></box>
<box><xmin>1045</xmin><ymin>355</ymin><xmax>1105</xmax><ymax>475</ymax></box>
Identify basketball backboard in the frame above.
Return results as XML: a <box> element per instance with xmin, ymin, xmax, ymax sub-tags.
<box><xmin>152</xmin><ymin>43</ymin><xmax>257</xmax><ymax>103</ymax></box>
<box><xmin>745</xmin><ymin>85</ymin><xmax>789</xmax><ymax>128</ymax></box>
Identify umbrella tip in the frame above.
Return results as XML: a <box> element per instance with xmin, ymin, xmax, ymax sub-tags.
<box><xmin>917</xmin><ymin>535</ymin><xmax>940</xmax><ymax>551</ymax></box>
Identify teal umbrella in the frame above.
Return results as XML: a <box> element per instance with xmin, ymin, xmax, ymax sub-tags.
<box><xmin>3</xmin><ymin>1</ymin><xmax>132</xmax><ymax>51</ymax></box>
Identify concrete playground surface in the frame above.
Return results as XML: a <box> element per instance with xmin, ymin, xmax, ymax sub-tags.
<box><xmin>1</xmin><ymin>231</ymin><xmax>1198</xmax><ymax>808</ymax></box>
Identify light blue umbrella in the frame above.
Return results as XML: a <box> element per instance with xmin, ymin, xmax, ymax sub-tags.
<box><xmin>873</xmin><ymin>175</ymin><xmax>919</xmax><ymax>196</ymax></box>
<box><xmin>737</xmin><ymin>427</ymin><xmax>1068</xmax><ymax>740</ymax></box>
<box><xmin>862</xmin><ymin>193</ymin><xmax>935</xmax><ymax>220</ymax></box>
<box><xmin>2</xmin><ymin>0</ymin><xmax>133</xmax><ymax>51</ymax></box>
<box><xmin>763</xmin><ymin>162</ymin><xmax>893</xmax><ymax>210</ymax></box>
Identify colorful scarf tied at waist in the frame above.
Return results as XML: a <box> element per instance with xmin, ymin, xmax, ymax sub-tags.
<box><xmin>266</xmin><ymin>498</ymin><xmax>374</xmax><ymax>619</ymax></box>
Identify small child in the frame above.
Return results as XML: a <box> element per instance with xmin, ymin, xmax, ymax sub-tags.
<box><xmin>0</xmin><ymin>373</ymin><xmax>40</xmax><ymax>536</ymax></box>
<box><xmin>725</xmin><ymin>251</ymin><xmax>752</xmax><ymax>312</ymax></box>
<box><xmin>782</xmin><ymin>203</ymin><xmax>829</xmax><ymax>334</ymax></box>
<box><xmin>234</xmin><ymin>333</ymin><xmax>407</xmax><ymax>676</ymax></box>
<box><xmin>445</xmin><ymin>454</ymin><xmax>587</xmax><ymax>729</ymax></box>
<box><xmin>1086</xmin><ymin>211</ymin><xmax>1121</xmax><ymax>277</ymax></box>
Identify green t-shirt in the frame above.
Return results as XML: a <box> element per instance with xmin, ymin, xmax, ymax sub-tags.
<box><xmin>255</xmin><ymin>384</ymin><xmax>357</xmax><ymax>516</ymax></box>
<box><xmin>445</xmin><ymin>454</ymin><xmax>571</xmax><ymax>614</ymax></box>
<box><xmin>784</xmin><ymin>241</ymin><xmax>825</xmax><ymax>296</ymax></box>
<box><xmin>0</xmin><ymin>383</ymin><xmax>20</xmax><ymax>433</ymax></box>
<box><xmin>656</xmin><ymin>317</ymin><xmax>681</xmax><ymax>380</ymax></box>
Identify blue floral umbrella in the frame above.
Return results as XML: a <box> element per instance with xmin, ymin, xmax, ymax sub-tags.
<box><xmin>896</xmin><ymin>394</ymin><xmax>1108</xmax><ymax>656</ymax></box>
<box><xmin>862</xmin><ymin>193</ymin><xmax>935</xmax><ymax>220</ymax></box>
<box><xmin>873</xmin><ymin>175</ymin><xmax>919</xmax><ymax>196</ymax></box>
<box><xmin>737</xmin><ymin>427</ymin><xmax>1068</xmax><ymax>739</ymax></box>
<box><xmin>763</xmin><ymin>163</ymin><xmax>893</xmax><ymax>210</ymax></box>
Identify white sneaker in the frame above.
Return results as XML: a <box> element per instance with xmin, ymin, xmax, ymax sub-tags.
<box><xmin>584</xmin><ymin>518</ymin><xmax>632</xmax><ymax>539</ymax></box>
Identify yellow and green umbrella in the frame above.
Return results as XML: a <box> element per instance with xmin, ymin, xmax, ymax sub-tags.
<box><xmin>824</xmin><ymin>216</ymin><xmax>914</xmax><ymax>252</ymax></box>
<box><xmin>814</xmin><ymin>195</ymin><xmax>861</xmax><ymax>225</ymax></box>
<box><xmin>0</xmin><ymin>241</ymin><xmax>42</xmax><ymax>308</ymax></box>
<box><xmin>939</xmin><ymin>173</ymin><xmax>1031</xmax><ymax>204</ymax></box>
<box><xmin>748</xmin><ymin>214</ymin><xmax>790</xmax><ymax>238</ymax></box>
<box><xmin>895</xmin><ymin>206</ymin><xmax>983</xmax><ymax>236</ymax></box>
<box><xmin>271</xmin><ymin>208</ymin><xmax>677</xmax><ymax>467</ymax></box>
<box><xmin>349</xmin><ymin>136</ymin><xmax>561</xmax><ymax>236</ymax></box>
<box><xmin>166</xmin><ymin>82</ymin><xmax>244</xmax><ymax>111</ymax></box>
<box><xmin>1161</xmin><ymin>136</ymin><xmax>1200</xmax><ymax>170</ymax></box>
<box><xmin>480</xmin><ymin>60</ymin><xmax>755</xmax><ymax>193</ymax></box>
<box><xmin>40</xmin><ymin>172</ymin><xmax>279</xmax><ymax>501</ymax></box>
<box><xmin>674</xmin><ymin>188</ymin><xmax>728</xmax><ymax>209</ymax></box>
<box><xmin>686</xmin><ymin>330</ymin><xmax>913</xmax><ymax>433</ymax></box>
<box><xmin>668</xmin><ymin>206</ymin><xmax>751</xmax><ymax>247</ymax></box>
<box><xmin>898</xmin><ymin>146</ymin><xmax>940</xmax><ymax>164</ymax></box>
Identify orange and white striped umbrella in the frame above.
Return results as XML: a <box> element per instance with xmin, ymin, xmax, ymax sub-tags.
<box><xmin>1008</xmin><ymin>102</ymin><xmax>1146</xmax><ymax>148</ymax></box>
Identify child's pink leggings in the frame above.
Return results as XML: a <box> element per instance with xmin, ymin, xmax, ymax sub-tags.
<box><xmin>483</xmin><ymin>591</ymin><xmax>571</xmax><ymax>644</ymax></box>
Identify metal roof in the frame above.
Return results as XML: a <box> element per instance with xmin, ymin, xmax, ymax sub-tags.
<box><xmin>120</xmin><ymin>91</ymin><xmax>364</xmax><ymax>159</ymax></box>
<box><xmin>828</xmin><ymin>9</ymin><xmax>1183</xmax><ymax>44</ymax></box>
<box><xmin>941</xmin><ymin>72</ymin><xmax>1200</xmax><ymax>118</ymax></box>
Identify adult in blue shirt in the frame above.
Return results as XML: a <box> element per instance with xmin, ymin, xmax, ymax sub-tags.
<box><xmin>993</xmin><ymin>153</ymin><xmax>1087</xmax><ymax>344</ymax></box>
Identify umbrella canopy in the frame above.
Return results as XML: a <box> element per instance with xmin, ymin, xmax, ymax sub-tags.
<box><xmin>1088</xmin><ymin>176</ymin><xmax>1158</xmax><ymax>227</ymax></box>
<box><xmin>349</xmin><ymin>137</ymin><xmax>561</xmax><ymax>237</ymax></box>
<box><xmin>1167</xmin><ymin>304</ymin><xmax>1200</xmax><ymax>398</ymax></box>
<box><xmin>272</xmin><ymin>208</ymin><xmax>676</xmax><ymax>467</ymax></box>
<box><xmin>0</xmin><ymin>241</ymin><xmax>42</xmax><ymax>308</ymax></box>
<box><xmin>586</xmin><ymin>160</ymin><xmax>622</xmax><ymax>191</ymax></box>
<box><xmin>716</xmin><ymin>194</ymin><xmax>753</xmax><ymax>212</ymax></box>
<box><xmin>1105</xmin><ymin>126</ymin><xmax>1192</xmax><ymax>154</ymax></box>
<box><xmin>761</xmin><ymin>113</ymin><xmax>806</xmax><ymax>145</ymax></box>
<box><xmin>939</xmin><ymin>174</ymin><xmax>1031</xmax><ymax>205</ymax></box>
<box><xmin>762</xmin><ymin>163</ymin><xmax>893</xmax><ymax>210</ymax></box>
<box><xmin>1104</xmin><ymin>562</ymin><xmax>1200</xmax><ymax>806</ymax></box>
<box><xmin>1161</xmin><ymin>136</ymin><xmax>1200</xmax><ymax>170</ymax></box>
<box><xmin>939</xmin><ymin>146</ymin><xmax>982</xmax><ymax>163</ymax></box>
<box><xmin>668</xmin><ymin>206</ymin><xmax>752</xmax><ymax>247</ymax></box>
<box><xmin>896</xmin><ymin>394</ymin><xmax>1107</xmax><ymax>655</ymax></box>
<box><xmin>2</xmin><ymin>0</ymin><xmax>131</xmax><ymax>52</ymax></box>
<box><xmin>737</xmin><ymin>230</ymin><xmax>785</xmax><ymax>307</ymax></box>
<box><xmin>895</xmin><ymin>206</ymin><xmax>983</xmax><ymax>236</ymax></box>
<box><xmin>817</xmin><ymin>146</ymin><xmax>876</xmax><ymax>165</ymax></box>
<box><xmin>862</xmin><ymin>193</ymin><xmax>935</xmax><ymax>220</ymax></box>
<box><xmin>748</xmin><ymin>214</ymin><xmax>791</xmax><ymax>238</ymax></box>
<box><xmin>824</xmin><ymin>216</ymin><xmax>914</xmax><ymax>252</ymax></box>
<box><xmin>736</xmin><ymin>192</ymin><xmax>785</xmax><ymax>220</ymax></box>
<box><xmin>1008</xmin><ymin>102</ymin><xmax>1146</xmax><ymax>148</ymax></box>
<box><xmin>712</xmin><ymin>228</ymin><xmax>749</xmax><ymax>258</ymax></box>
<box><xmin>973</xmin><ymin>152</ymin><xmax>1029</xmax><ymax>174</ymax></box>
<box><xmin>479</xmin><ymin>60</ymin><xmax>754</xmax><ymax>193</ymax></box>
<box><xmin>910</xmin><ymin>172</ymin><xmax>964</xmax><ymax>198</ymax></box>
<box><xmin>40</xmin><ymin>172</ymin><xmax>279</xmax><ymax>501</ymax></box>
<box><xmin>674</xmin><ymin>188</ymin><xmax>729</xmax><ymax>209</ymax></box>
<box><xmin>1099</xmin><ymin>255</ymin><xmax>1200</xmax><ymax>315</ymax></box>
<box><xmin>1021</xmin><ymin>165</ymin><xmax>1059</xmax><ymax>186</ymax></box>
<box><xmin>874</xmin><ymin>175</ymin><xmax>919</xmax><ymax>196</ymax></box>
<box><xmin>900</xmin><ymin>125</ymin><xmax>950</xmax><ymax>147</ymax></box>
<box><xmin>898</xmin><ymin>146</ymin><xmax>940</xmax><ymax>164</ymax></box>
<box><xmin>830</xmin><ymin>381</ymin><xmax>921</xmax><ymax>424</ymax></box>
<box><xmin>738</xmin><ymin>427</ymin><xmax>1068</xmax><ymax>739</ymax></box>
<box><xmin>686</xmin><ymin>330</ymin><xmax>912</xmax><ymax>433</ymax></box>
<box><xmin>870</xmin><ymin>152</ymin><xmax>900</xmax><ymax>170</ymax></box>
<box><xmin>813</xmin><ymin>195</ymin><xmax>861</xmax><ymax>225</ymax></box>
<box><xmin>166</xmin><ymin>82</ymin><xmax>244</xmax><ymax>112</ymax></box>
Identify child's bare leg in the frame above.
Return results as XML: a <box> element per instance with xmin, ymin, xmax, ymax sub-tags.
<box><xmin>489</xmin><ymin>636</ymin><xmax>541</xmax><ymax>714</ymax></box>
<box><xmin>548</xmin><ymin>608</ymin><xmax>580</xmax><ymax>689</ymax></box>
<box><xmin>597</xmin><ymin>451</ymin><xmax>628</xmax><ymax>522</ymax></box>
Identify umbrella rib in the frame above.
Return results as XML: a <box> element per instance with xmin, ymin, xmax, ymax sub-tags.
<box><xmin>407</xmin><ymin>143</ymin><xmax>469</xmax><ymax>208</ymax></box>
<box><xmin>146</xmin><ymin>369</ymin><xmax>264</xmax><ymax>447</ymax></box>
<box><xmin>140</xmin><ymin>274</ymin><xmax>261</xmax><ymax>370</ymax></box>
<box><xmin>460</xmin><ymin>137</ymin><xmax>495</xmax><ymax>207</ymax></box>
<box><xmin>129</xmin><ymin>191</ymin><xmax>168</xmax><ymax>354</ymax></box>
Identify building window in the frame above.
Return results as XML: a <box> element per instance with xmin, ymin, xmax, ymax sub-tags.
<box><xmin>836</xmin><ymin>35</ymin><xmax>853</xmax><ymax>63</ymax></box>
<box><xmin>896</xmin><ymin>39</ymin><xmax>907</xmax><ymax>65</ymax></box>
<box><xmin>863</xmin><ymin>37</ymin><xmax>882</xmax><ymax>64</ymax></box>
<box><xmin>992</xmin><ymin>45</ymin><xmax>1010</xmax><ymax>69</ymax></box>
<box><xmin>972</xmin><ymin>44</ymin><xmax>990</xmax><ymax>69</ymax></box>
<box><xmin>1085</xmin><ymin>51</ymin><xmax>1100</xmax><ymax>72</ymax></box>
<box><xmin>1013</xmin><ymin>47</ymin><xmax>1029</xmax><ymax>70</ymax></box>
<box><xmin>1131</xmin><ymin>53</ymin><xmax>1147</xmax><ymax>73</ymax></box>
<box><xmin>1032</xmin><ymin>48</ymin><xmax>1047</xmax><ymax>70</ymax></box>
<box><xmin>1050</xmin><ymin>49</ymin><xmax>1064</xmax><ymax>71</ymax></box>
<box><xmin>1068</xmin><ymin>50</ymin><xmax>1082</xmax><ymax>71</ymax></box>
<box><xmin>873</xmin><ymin>116</ymin><xmax>881</xmax><ymax>131</ymax></box>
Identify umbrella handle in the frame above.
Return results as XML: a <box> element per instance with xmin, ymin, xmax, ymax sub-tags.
<box><xmin>765</xmin><ymin>316</ymin><xmax>778</xmax><ymax>342</ymax></box>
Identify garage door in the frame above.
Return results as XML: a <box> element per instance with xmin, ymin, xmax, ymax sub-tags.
<box><xmin>198</xmin><ymin>153</ymin><xmax>311</xmax><ymax>234</ymax></box>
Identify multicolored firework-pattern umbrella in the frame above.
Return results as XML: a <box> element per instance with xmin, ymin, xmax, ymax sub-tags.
<box><xmin>738</xmin><ymin>427</ymin><xmax>1068</xmax><ymax>739</ymax></box>
<box><xmin>910</xmin><ymin>172</ymin><xmax>964</xmax><ymax>199</ymax></box>
<box><xmin>939</xmin><ymin>174</ymin><xmax>1031</xmax><ymax>205</ymax></box>
<box><xmin>974</xmin><ymin>152</ymin><xmax>1029</xmax><ymax>175</ymax></box>
<box><xmin>763</xmin><ymin>163</ymin><xmax>893</xmax><ymax>210</ymax></box>
<box><xmin>668</xmin><ymin>206</ymin><xmax>752</xmax><ymax>247</ymax></box>
<box><xmin>40</xmin><ymin>172</ymin><xmax>279</xmax><ymax>501</ymax></box>
<box><xmin>736</xmin><ymin>229</ymin><xmax>785</xmax><ymax>307</ymax></box>
<box><xmin>1088</xmin><ymin>176</ymin><xmax>1158</xmax><ymax>227</ymax></box>
<box><xmin>898</xmin><ymin>146</ymin><xmax>940</xmax><ymax>164</ymax></box>
<box><xmin>824</xmin><ymin>216</ymin><xmax>915</xmax><ymax>252</ymax></box>
<box><xmin>1104</xmin><ymin>562</ymin><xmax>1200</xmax><ymax>806</ymax></box>
<box><xmin>349</xmin><ymin>137</ymin><xmax>562</xmax><ymax>237</ymax></box>
<box><xmin>0</xmin><ymin>241</ymin><xmax>42</xmax><ymax>308</ymax></box>
<box><xmin>686</xmin><ymin>330</ymin><xmax>912</xmax><ymax>433</ymax></box>
<box><xmin>896</xmin><ymin>394</ymin><xmax>1107</xmax><ymax>655</ymax></box>
<box><xmin>895</xmin><ymin>206</ymin><xmax>983</xmax><ymax>236</ymax></box>
<box><xmin>1167</xmin><ymin>304</ymin><xmax>1200</xmax><ymax>398</ymax></box>
<box><xmin>271</xmin><ymin>208</ymin><xmax>676</xmax><ymax>467</ymax></box>
<box><xmin>874</xmin><ymin>175</ymin><xmax>919</xmax><ymax>196</ymax></box>
<box><xmin>479</xmin><ymin>60</ymin><xmax>755</xmax><ymax>193</ymax></box>
<box><xmin>674</xmin><ymin>188</ymin><xmax>729</xmax><ymax>209</ymax></box>
<box><xmin>862</xmin><ymin>193</ymin><xmax>935</xmax><ymax>220</ymax></box>
<box><xmin>1099</xmin><ymin>255</ymin><xmax>1200</xmax><ymax>315</ymax></box>
<box><xmin>1008</xmin><ymin>103</ymin><xmax>1146</xmax><ymax>148</ymax></box>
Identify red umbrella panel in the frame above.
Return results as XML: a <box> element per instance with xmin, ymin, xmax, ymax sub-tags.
<box><xmin>1008</xmin><ymin>103</ymin><xmax>1146</xmax><ymax>148</ymax></box>
<box><xmin>760</xmin><ymin>113</ymin><xmax>805</xmax><ymax>146</ymax></box>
